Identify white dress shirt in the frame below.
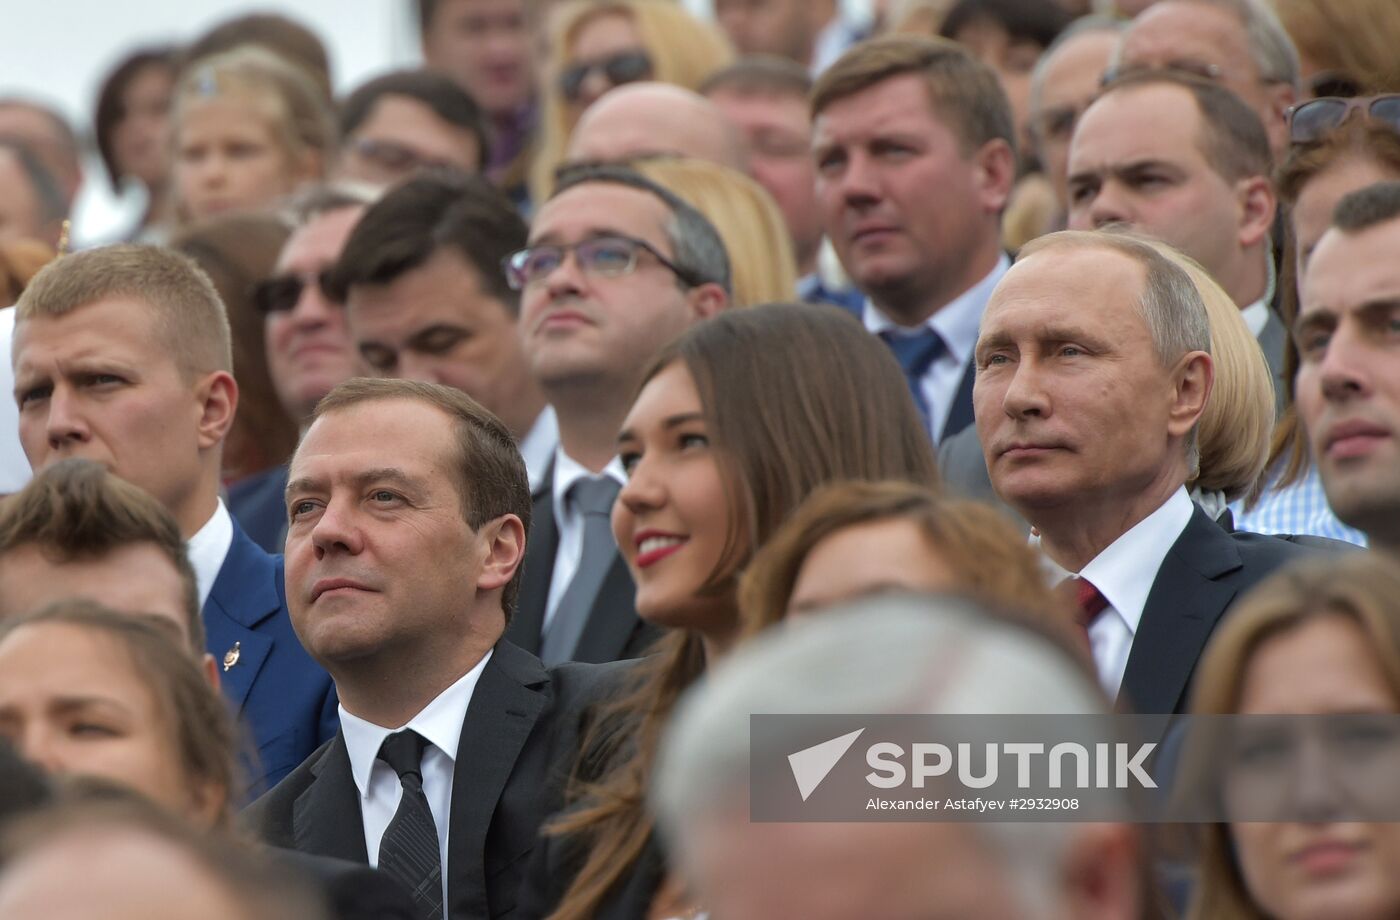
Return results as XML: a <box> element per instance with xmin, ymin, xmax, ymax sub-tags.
<box><xmin>186</xmin><ymin>499</ymin><xmax>235</xmax><ymax>607</ymax></box>
<box><xmin>1240</xmin><ymin>298</ymin><xmax>1269</xmax><ymax>339</ymax></box>
<box><xmin>1035</xmin><ymin>488</ymin><xmax>1195</xmax><ymax>698</ymax></box>
<box><xmin>340</xmin><ymin>650</ymin><xmax>493</xmax><ymax>909</ymax></box>
<box><xmin>0</xmin><ymin>307</ymin><xmax>31</xmax><ymax>494</ymax></box>
<box><xmin>518</xmin><ymin>406</ymin><xmax>559</xmax><ymax>494</ymax></box>
<box><xmin>863</xmin><ymin>254</ymin><xmax>1010</xmax><ymax>443</ymax></box>
<box><xmin>544</xmin><ymin>448</ymin><xmax>627</xmax><ymax>634</ymax></box>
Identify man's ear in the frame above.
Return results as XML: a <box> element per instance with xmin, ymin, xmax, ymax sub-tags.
<box><xmin>974</xmin><ymin>137</ymin><xmax>1018</xmax><ymax>215</ymax></box>
<box><xmin>476</xmin><ymin>513</ymin><xmax>527</xmax><ymax>595</ymax></box>
<box><xmin>1262</xmin><ymin>82</ymin><xmax>1297</xmax><ymax>154</ymax></box>
<box><xmin>1057</xmin><ymin>823</ymin><xmax>1144</xmax><ymax>920</ymax></box>
<box><xmin>1168</xmin><ymin>350</ymin><xmax>1213</xmax><ymax>440</ymax></box>
<box><xmin>194</xmin><ymin>371</ymin><xmax>238</xmax><ymax>451</ymax></box>
<box><xmin>687</xmin><ymin>281</ymin><xmax>730</xmax><ymax>320</ymax></box>
<box><xmin>1234</xmin><ymin>175</ymin><xmax>1276</xmax><ymax>251</ymax></box>
<box><xmin>201</xmin><ymin>652</ymin><xmax>221</xmax><ymax>691</ymax></box>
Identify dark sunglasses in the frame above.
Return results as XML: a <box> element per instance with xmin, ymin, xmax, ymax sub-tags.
<box><xmin>1287</xmin><ymin>94</ymin><xmax>1400</xmax><ymax>146</ymax></box>
<box><xmin>251</xmin><ymin>271</ymin><xmax>339</xmax><ymax>314</ymax></box>
<box><xmin>558</xmin><ymin>50</ymin><xmax>653</xmax><ymax>103</ymax></box>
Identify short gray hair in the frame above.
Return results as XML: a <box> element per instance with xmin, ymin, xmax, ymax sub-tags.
<box><xmin>653</xmin><ymin>594</ymin><xmax>1110</xmax><ymax>913</ymax></box>
<box><xmin>1029</xmin><ymin>15</ymin><xmax>1124</xmax><ymax>114</ymax></box>
<box><xmin>1017</xmin><ymin>230</ymin><xmax>1212</xmax><ymax>475</ymax></box>
<box><xmin>1118</xmin><ymin>0</ymin><xmax>1299</xmax><ymax>90</ymax></box>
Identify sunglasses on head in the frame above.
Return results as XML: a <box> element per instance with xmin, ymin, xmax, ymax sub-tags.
<box><xmin>1287</xmin><ymin>94</ymin><xmax>1400</xmax><ymax>146</ymax></box>
<box><xmin>251</xmin><ymin>271</ymin><xmax>339</xmax><ymax>314</ymax></box>
<box><xmin>558</xmin><ymin>50</ymin><xmax>653</xmax><ymax>103</ymax></box>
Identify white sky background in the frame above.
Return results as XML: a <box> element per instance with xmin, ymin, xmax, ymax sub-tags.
<box><xmin>1</xmin><ymin>0</ymin><xmax>869</xmax><ymax>242</ymax></box>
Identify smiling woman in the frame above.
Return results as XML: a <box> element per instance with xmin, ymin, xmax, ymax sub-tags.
<box><xmin>520</xmin><ymin>302</ymin><xmax>938</xmax><ymax>920</ymax></box>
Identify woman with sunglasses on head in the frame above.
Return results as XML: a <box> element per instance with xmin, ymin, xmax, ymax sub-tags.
<box><xmin>1185</xmin><ymin>552</ymin><xmax>1400</xmax><ymax>920</ymax></box>
<box><xmin>516</xmin><ymin>303</ymin><xmax>939</xmax><ymax>920</ymax></box>
<box><xmin>1235</xmin><ymin>97</ymin><xmax>1400</xmax><ymax>544</ymax></box>
<box><xmin>531</xmin><ymin>0</ymin><xmax>733</xmax><ymax>201</ymax></box>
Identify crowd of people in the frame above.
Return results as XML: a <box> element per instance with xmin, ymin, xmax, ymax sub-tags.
<box><xmin>1</xmin><ymin>0</ymin><xmax>1400</xmax><ymax>918</ymax></box>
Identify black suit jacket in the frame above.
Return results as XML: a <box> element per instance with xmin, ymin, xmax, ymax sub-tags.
<box><xmin>516</xmin><ymin>828</ymin><xmax>665</xmax><ymax>920</ymax></box>
<box><xmin>243</xmin><ymin>641</ymin><xmax>626</xmax><ymax>920</ymax></box>
<box><xmin>505</xmin><ymin>476</ymin><xmax>660</xmax><ymax>663</ymax></box>
<box><xmin>1119</xmin><ymin>507</ymin><xmax>1317</xmax><ymax>714</ymax></box>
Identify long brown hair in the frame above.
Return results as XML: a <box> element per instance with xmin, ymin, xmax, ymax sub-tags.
<box><xmin>738</xmin><ymin>480</ymin><xmax>1066</xmax><ymax>635</ymax></box>
<box><xmin>1186</xmin><ymin>553</ymin><xmax>1400</xmax><ymax>919</ymax></box>
<box><xmin>545</xmin><ymin>304</ymin><xmax>939</xmax><ymax>920</ymax></box>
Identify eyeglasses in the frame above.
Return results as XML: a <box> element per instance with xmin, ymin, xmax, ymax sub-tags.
<box><xmin>251</xmin><ymin>271</ymin><xmax>339</xmax><ymax>314</ymax></box>
<box><xmin>558</xmin><ymin>50</ymin><xmax>653</xmax><ymax>103</ymax></box>
<box><xmin>346</xmin><ymin>137</ymin><xmax>468</xmax><ymax>177</ymax></box>
<box><xmin>502</xmin><ymin>234</ymin><xmax>701</xmax><ymax>290</ymax></box>
<box><xmin>1288</xmin><ymin>95</ymin><xmax>1400</xmax><ymax>145</ymax></box>
<box><xmin>1101</xmin><ymin>59</ymin><xmax>1224</xmax><ymax>88</ymax></box>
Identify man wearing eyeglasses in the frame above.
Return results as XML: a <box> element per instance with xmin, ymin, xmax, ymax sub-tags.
<box><xmin>1112</xmin><ymin>0</ymin><xmax>1299</xmax><ymax>159</ymax></box>
<box><xmin>509</xmin><ymin>164</ymin><xmax>731</xmax><ymax>665</ymax></box>
<box><xmin>334</xmin><ymin>69</ymin><xmax>489</xmax><ymax>189</ymax></box>
<box><xmin>10</xmin><ymin>244</ymin><xmax>337</xmax><ymax>790</ymax></box>
<box><xmin>228</xmin><ymin>185</ymin><xmax>374</xmax><ymax>554</ymax></box>
<box><xmin>1026</xmin><ymin>18</ymin><xmax>1122</xmax><ymax>233</ymax></box>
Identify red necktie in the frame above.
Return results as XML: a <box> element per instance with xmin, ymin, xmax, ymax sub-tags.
<box><xmin>1071</xmin><ymin>576</ymin><xmax>1109</xmax><ymax>648</ymax></box>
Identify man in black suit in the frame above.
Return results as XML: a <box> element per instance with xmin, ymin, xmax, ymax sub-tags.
<box><xmin>810</xmin><ymin>36</ymin><xmax>1017</xmax><ymax>446</ymax></box>
<box><xmin>973</xmin><ymin>230</ymin><xmax>1311</xmax><ymax>714</ymax></box>
<box><xmin>246</xmin><ymin>377</ymin><xmax>618</xmax><ymax>920</ymax></box>
<box><xmin>509</xmin><ymin>164</ymin><xmax>731</xmax><ymax>664</ymax></box>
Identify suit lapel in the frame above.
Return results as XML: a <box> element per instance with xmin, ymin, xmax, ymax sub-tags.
<box><xmin>506</xmin><ymin>482</ymin><xmax>557</xmax><ymax>655</ymax></box>
<box><xmin>204</xmin><ymin>521</ymin><xmax>280</xmax><ymax>715</ymax></box>
<box><xmin>446</xmin><ymin>642</ymin><xmax>549</xmax><ymax>920</ymax></box>
<box><xmin>291</xmin><ymin>734</ymin><xmax>368</xmax><ymax>863</ymax></box>
<box><xmin>571</xmin><ymin>554</ymin><xmax>639</xmax><ymax>663</ymax></box>
<box><xmin>1121</xmin><ymin>508</ymin><xmax>1244</xmax><ymax>714</ymax></box>
<box><xmin>940</xmin><ymin>360</ymin><xmax>977</xmax><ymax>442</ymax></box>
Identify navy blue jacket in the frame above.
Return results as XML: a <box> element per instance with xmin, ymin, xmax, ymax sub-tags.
<box><xmin>204</xmin><ymin>518</ymin><xmax>338</xmax><ymax>790</ymax></box>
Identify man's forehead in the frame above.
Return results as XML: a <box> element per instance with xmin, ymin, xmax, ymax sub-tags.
<box><xmin>1072</xmin><ymin>85</ymin><xmax>1201</xmax><ymax>165</ymax></box>
<box><xmin>280</xmin><ymin>207</ymin><xmax>364</xmax><ymax>271</ymax></box>
<box><xmin>1122</xmin><ymin>1</ymin><xmax>1248</xmax><ymax>66</ymax></box>
<box><xmin>295</xmin><ymin>400</ymin><xmax>455</xmax><ymax>465</ymax></box>
<box><xmin>1305</xmin><ymin>222</ymin><xmax>1400</xmax><ymax>306</ymax></box>
<box><xmin>531</xmin><ymin>181</ymin><xmax>670</xmax><ymax>242</ymax></box>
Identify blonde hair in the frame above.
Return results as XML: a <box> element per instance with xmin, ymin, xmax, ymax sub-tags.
<box><xmin>172</xmin><ymin>46</ymin><xmax>334</xmax><ymax>208</ymax></box>
<box><xmin>1145</xmin><ymin>242</ymin><xmax>1273</xmax><ymax>501</ymax></box>
<box><xmin>1273</xmin><ymin>0</ymin><xmax>1400</xmax><ymax>95</ymax></box>
<box><xmin>1186</xmin><ymin>553</ymin><xmax>1400</xmax><ymax>919</ymax></box>
<box><xmin>531</xmin><ymin>0</ymin><xmax>734</xmax><ymax>200</ymax></box>
<box><xmin>16</xmin><ymin>244</ymin><xmax>232</xmax><ymax>378</ymax></box>
<box><xmin>632</xmin><ymin>157</ymin><xmax>796</xmax><ymax>306</ymax></box>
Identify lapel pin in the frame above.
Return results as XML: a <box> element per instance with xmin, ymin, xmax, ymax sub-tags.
<box><xmin>223</xmin><ymin>641</ymin><xmax>241</xmax><ymax>672</ymax></box>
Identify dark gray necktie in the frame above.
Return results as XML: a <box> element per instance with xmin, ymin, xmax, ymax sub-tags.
<box><xmin>376</xmin><ymin>730</ymin><xmax>443</xmax><ymax>920</ymax></box>
<box><xmin>541</xmin><ymin>475</ymin><xmax>620</xmax><ymax>665</ymax></box>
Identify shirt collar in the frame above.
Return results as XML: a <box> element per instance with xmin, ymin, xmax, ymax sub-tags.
<box><xmin>187</xmin><ymin>500</ymin><xmax>234</xmax><ymax>607</ymax></box>
<box><xmin>1077</xmin><ymin>488</ymin><xmax>1195</xmax><ymax>638</ymax></box>
<box><xmin>339</xmin><ymin>648</ymin><xmax>493</xmax><ymax>800</ymax></box>
<box><xmin>519</xmin><ymin>406</ymin><xmax>559</xmax><ymax>493</ymax></box>
<box><xmin>551</xmin><ymin>447</ymin><xmax>627</xmax><ymax>523</ymax></box>
<box><xmin>862</xmin><ymin>253</ymin><xmax>1010</xmax><ymax>363</ymax></box>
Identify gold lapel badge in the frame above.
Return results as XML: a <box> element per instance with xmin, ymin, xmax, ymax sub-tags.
<box><xmin>223</xmin><ymin>641</ymin><xmax>241</xmax><ymax>672</ymax></box>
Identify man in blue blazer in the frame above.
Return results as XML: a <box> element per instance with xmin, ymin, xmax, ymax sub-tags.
<box><xmin>973</xmin><ymin>231</ymin><xmax>1314</xmax><ymax>714</ymax></box>
<box><xmin>10</xmin><ymin>243</ymin><xmax>337</xmax><ymax>788</ymax></box>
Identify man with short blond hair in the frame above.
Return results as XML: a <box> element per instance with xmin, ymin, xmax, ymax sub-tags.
<box><xmin>812</xmin><ymin>36</ymin><xmax>1017</xmax><ymax>444</ymax></box>
<box><xmin>11</xmin><ymin>244</ymin><xmax>336</xmax><ymax>787</ymax></box>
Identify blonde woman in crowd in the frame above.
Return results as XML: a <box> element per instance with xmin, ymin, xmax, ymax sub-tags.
<box><xmin>633</xmin><ymin>157</ymin><xmax>797</xmax><ymax>306</ymax></box>
<box><xmin>531</xmin><ymin>0</ymin><xmax>733</xmax><ymax>200</ymax></box>
<box><xmin>170</xmin><ymin>47</ymin><xmax>333</xmax><ymax>225</ymax></box>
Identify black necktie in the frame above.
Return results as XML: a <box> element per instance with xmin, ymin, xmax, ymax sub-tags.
<box><xmin>880</xmin><ymin>328</ymin><xmax>946</xmax><ymax>437</ymax></box>
<box><xmin>376</xmin><ymin>730</ymin><xmax>443</xmax><ymax>920</ymax></box>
